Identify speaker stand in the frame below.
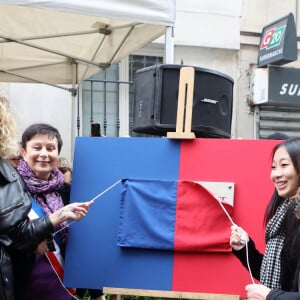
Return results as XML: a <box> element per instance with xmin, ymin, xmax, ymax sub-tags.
<box><xmin>167</xmin><ymin>67</ymin><xmax>196</xmax><ymax>139</ymax></box>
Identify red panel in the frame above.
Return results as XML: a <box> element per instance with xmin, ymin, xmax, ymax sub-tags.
<box><xmin>173</xmin><ymin>138</ymin><xmax>279</xmax><ymax>298</ymax></box>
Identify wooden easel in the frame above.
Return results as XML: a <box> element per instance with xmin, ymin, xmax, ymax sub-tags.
<box><xmin>104</xmin><ymin>287</ymin><xmax>240</xmax><ymax>300</ymax></box>
<box><xmin>167</xmin><ymin>66</ymin><xmax>196</xmax><ymax>139</ymax></box>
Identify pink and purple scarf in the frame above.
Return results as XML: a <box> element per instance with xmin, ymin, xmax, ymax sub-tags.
<box><xmin>17</xmin><ymin>159</ymin><xmax>68</xmax><ymax>237</ymax></box>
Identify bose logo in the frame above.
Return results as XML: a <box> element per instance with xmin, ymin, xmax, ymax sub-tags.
<box><xmin>200</xmin><ymin>98</ymin><xmax>218</xmax><ymax>104</ymax></box>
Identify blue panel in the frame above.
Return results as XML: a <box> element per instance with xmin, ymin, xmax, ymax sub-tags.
<box><xmin>64</xmin><ymin>137</ymin><xmax>181</xmax><ymax>290</ymax></box>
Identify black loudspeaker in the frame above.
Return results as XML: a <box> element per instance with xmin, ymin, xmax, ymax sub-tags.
<box><xmin>133</xmin><ymin>64</ymin><xmax>234</xmax><ymax>138</ymax></box>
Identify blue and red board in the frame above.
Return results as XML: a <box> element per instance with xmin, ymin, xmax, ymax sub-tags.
<box><xmin>64</xmin><ymin>137</ymin><xmax>279</xmax><ymax>297</ymax></box>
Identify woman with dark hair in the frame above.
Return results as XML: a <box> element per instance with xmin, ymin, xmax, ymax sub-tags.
<box><xmin>0</xmin><ymin>96</ymin><xmax>92</xmax><ymax>300</ymax></box>
<box><xmin>230</xmin><ymin>138</ymin><xmax>300</xmax><ymax>299</ymax></box>
<box><xmin>17</xmin><ymin>123</ymin><xmax>93</xmax><ymax>300</ymax></box>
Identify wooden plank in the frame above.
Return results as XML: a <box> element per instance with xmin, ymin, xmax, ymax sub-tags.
<box><xmin>167</xmin><ymin>66</ymin><xmax>196</xmax><ymax>139</ymax></box>
<box><xmin>103</xmin><ymin>287</ymin><xmax>240</xmax><ymax>300</ymax></box>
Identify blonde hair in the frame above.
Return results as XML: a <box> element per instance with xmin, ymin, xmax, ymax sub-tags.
<box><xmin>57</xmin><ymin>157</ymin><xmax>72</xmax><ymax>169</ymax></box>
<box><xmin>0</xmin><ymin>94</ymin><xmax>19</xmax><ymax>158</ymax></box>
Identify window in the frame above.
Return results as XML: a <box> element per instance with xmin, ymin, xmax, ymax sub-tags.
<box><xmin>81</xmin><ymin>55</ymin><xmax>162</xmax><ymax>137</ymax></box>
<box><xmin>82</xmin><ymin>63</ymin><xmax>119</xmax><ymax>137</ymax></box>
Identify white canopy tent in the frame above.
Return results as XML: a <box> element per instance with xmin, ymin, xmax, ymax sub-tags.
<box><xmin>0</xmin><ymin>0</ymin><xmax>175</xmax><ymax>95</ymax></box>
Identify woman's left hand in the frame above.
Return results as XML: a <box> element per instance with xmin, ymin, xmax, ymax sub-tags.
<box><xmin>36</xmin><ymin>240</ymin><xmax>49</xmax><ymax>255</ymax></box>
<box><xmin>49</xmin><ymin>200</ymin><xmax>94</xmax><ymax>226</ymax></box>
<box><xmin>245</xmin><ymin>283</ymin><xmax>271</xmax><ymax>300</ymax></box>
<box><xmin>64</xmin><ymin>200</ymin><xmax>94</xmax><ymax>220</ymax></box>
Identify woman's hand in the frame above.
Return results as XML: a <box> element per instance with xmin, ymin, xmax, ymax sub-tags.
<box><xmin>36</xmin><ymin>240</ymin><xmax>49</xmax><ymax>255</ymax></box>
<box><xmin>245</xmin><ymin>283</ymin><xmax>271</xmax><ymax>300</ymax></box>
<box><xmin>230</xmin><ymin>224</ymin><xmax>248</xmax><ymax>251</ymax></box>
<box><xmin>49</xmin><ymin>200</ymin><xmax>94</xmax><ymax>227</ymax></box>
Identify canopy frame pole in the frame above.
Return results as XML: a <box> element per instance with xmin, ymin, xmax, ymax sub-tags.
<box><xmin>0</xmin><ymin>67</ymin><xmax>74</xmax><ymax>93</ymax></box>
<box><xmin>0</xmin><ymin>29</ymin><xmax>101</xmax><ymax>43</ymax></box>
<box><xmin>0</xmin><ymin>34</ymin><xmax>110</xmax><ymax>68</ymax></box>
<box><xmin>109</xmin><ymin>25</ymin><xmax>136</xmax><ymax>62</ymax></box>
<box><xmin>80</xmin><ymin>24</ymin><xmax>136</xmax><ymax>80</ymax></box>
<box><xmin>71</xmin><ymin>61</ymin><xmax>79</xmax><ymax>143</ymax></box>
<box><xmin>165</xmin><ymin>26</ymin><xmax>174</xmax><ymax>64</ymax></box>
<box><xmin>0</xmin><ymin>23</ymin><xmax>137</xmax><ymax>44</ymax></box>
<box><xmin>6</xmin><ymin>61</ymin><xmax>67</xmax><ymax>72</ymax></box>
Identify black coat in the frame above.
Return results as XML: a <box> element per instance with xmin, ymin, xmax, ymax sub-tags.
<box><xmin>233</xmin><ymin>239</ymin><xmax>300</xmax><ymax>300</ymax></box>
<box><xmin>0</xmin><ymin>158</ymin><xmax>53</xmax><ymax>300</ymax></box>
<box><xmin>233</xmin><ymin>202</ymin><xmax>300</xmax><ymax>299</ymax></box>
<box><xmin>267</xmin><ymin>289</ymin><xmax>300</xmax><ymax>300</ymax></box>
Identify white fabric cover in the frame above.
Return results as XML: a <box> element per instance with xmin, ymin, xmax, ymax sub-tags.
<box><xmin>0</xmin><ymin>0</ymin><xmax>176</xmax><ymax>84</ymax></box>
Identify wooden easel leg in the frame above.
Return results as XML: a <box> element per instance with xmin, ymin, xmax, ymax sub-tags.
<box><xmin>167</xmin><ymin>67</ymin><xmax>196</xmax><ymax>139</ymax></box>
<box><xmin>108</xmin><ymin>294</ymin><xmax>121</xmax><ymax>300</ymax></box>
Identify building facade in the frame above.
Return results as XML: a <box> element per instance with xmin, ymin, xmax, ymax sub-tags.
<box><xmin>1</xmin><ymin>0</ymin><xmax>300</xmax><ymax>160</ymax></box>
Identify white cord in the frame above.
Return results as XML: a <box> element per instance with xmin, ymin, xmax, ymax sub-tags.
<box><xmin>245</xmin><ymin>241</ymin><xmax>255</xmax><ymax>284</ymax></box>
<box><xmin>88</xmin><ymin>179</ymin><xmax>122</xmax><ymax>202</ymax></box>
<box><xmin>51</xmin><ymin>179</ymin><xmax>122</xmax><ymax>298</ymax></box>
<box><xmin>214</xmin><ymin>195</ymin><xmax>255</xmax><ymax>284</ymax></box>
<box><xmin>215</xmin><ymin>197</ymin><xmax>235</xmax><ymax>226</ymax></box>
<box><xmin>54</xmin><ymin>179</ymin><xmax>122</xmax><ymax>236</ymax></box>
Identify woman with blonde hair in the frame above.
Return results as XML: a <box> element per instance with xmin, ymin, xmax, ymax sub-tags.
<box><xmin>57</xmin><ymin>157</ymin><xmax>72</xmax><ymax>184</ymax></box>
<box><xmin>0</xmin><ymin>94</ymin><xmax>93</xmax><ymax>300</ymax></box>
<box><xmin>0</xmin><ymin>93</ymin><xmax>20</xmax><ymax>158</ymax></box>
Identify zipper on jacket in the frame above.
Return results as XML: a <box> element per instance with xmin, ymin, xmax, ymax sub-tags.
<box><xmin>0</xmin><ymin>201</ymin><xmax>24</xmax><ymax>216</ymax></box>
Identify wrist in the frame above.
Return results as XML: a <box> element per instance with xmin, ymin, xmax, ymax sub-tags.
<box><xmin>49</xmin><ymin>209</ymin><xmax>67</xmax><ymax>227</ymax></box>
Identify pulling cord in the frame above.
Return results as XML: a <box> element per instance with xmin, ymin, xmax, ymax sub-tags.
<box><xmin>51</xmin><ymin>179</ymin><xmax>122</xmax><ymax>298</ymax></box>
<box><xmin>215</xmin><ymin>194</ymin><xmax>255</xmax><ymax>284</ymax></box>
<box><xmin>54</xmin><ymin>179</ymin><xmax>122</xmax><ymax>236</ymax></box>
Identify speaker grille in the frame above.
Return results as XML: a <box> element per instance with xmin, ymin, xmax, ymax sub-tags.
<box><xmin>133</xmin><ymin>64</ymin><xmax>234</xmax><ymax>138</ymax></box>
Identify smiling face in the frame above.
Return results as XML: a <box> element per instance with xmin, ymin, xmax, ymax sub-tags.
<box><xmin>271</xmin><ymin>146</ymin><xmax>299</xmax><ymax>199</ymax></box>
<box><xmin>21</xmin><ymin>134</ymin><xmax>60</xmax><ymax>180</ymax></box>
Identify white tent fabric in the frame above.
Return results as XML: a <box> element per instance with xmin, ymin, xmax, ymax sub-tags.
<box><xmin>0</xmin><ymin>0</ymin><xmax>175</xmax><ymax>90</ymax></box>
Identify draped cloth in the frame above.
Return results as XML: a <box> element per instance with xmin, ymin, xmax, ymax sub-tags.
<box><xmin>117</xmin><ymin>179</ymin><xmax>233</xmax><ymax>252</ymax></box>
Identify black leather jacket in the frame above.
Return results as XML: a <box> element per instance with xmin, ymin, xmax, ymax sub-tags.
<box><xmin>267</xmin><ymin>289</ymin><xmax>300</xmax><ymax>300</ymax></box>
<box><xmin>0</xmin><ymin>158</ymin><xmax>53</xmax><ymax>300</ymax></box>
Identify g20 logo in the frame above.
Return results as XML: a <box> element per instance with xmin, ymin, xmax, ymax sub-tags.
<box><xmin>260</xmin><ymin>25</ymin><xmax>286</xmax><ymax>50</ymax></box>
